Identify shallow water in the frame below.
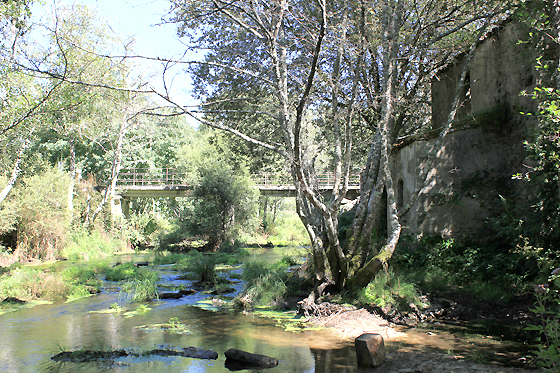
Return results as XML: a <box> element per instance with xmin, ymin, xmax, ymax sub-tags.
<box><xmin>0</xmin><ymin>251</ymin><xmax>533</xmax><ymax>372</ymax></box>
<box><xmin>0</xmin><ymin>292</ymin><xmax>362</xmax><ymax>372</ymax></box>
<box><xmin>0</xmin><ymin>252</ymin><xmax>362</xmax><ymax>373</ymax></box>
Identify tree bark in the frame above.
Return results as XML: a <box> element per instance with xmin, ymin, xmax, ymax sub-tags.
<box><xmin>0</xmin><ymin>135</ymin><xmax>33</xmax><ymax>205</ymax></box>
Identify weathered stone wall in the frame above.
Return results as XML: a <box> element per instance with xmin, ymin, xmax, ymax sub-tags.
<box><xmin>393</xmin><ymin>20</ymin><xmax>538</xmax><ymax>239</ymax></box>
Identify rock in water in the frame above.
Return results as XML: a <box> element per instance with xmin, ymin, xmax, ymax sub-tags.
<box><xmin>355</xmin><ymin>333</ymin><xmax>386</xmax><ymax>368</ymax></box>
<box><xmin>224</xmin><ymin>348</ymin><xmax>278</xmax><ymax>369</ymax></box>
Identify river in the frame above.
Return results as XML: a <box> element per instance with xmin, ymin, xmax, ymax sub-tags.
<box><xmin>0</xmin><ymin>250</ymin><xmax>534</xmax><ymax>372</ymax></box>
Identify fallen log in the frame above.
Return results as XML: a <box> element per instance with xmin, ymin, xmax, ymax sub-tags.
<box><xmin>224</xmin><ymin>348</ymin><xmax>278</xmax><ymax>370</ymax></box>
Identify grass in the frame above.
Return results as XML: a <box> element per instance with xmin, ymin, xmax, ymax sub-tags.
<box><xmin>64</xmin><ymin>230</ymin><xmax>124</xmax><ymax>261</ymax></box>
<box><xmin>235</xmin><ymin>257</ymin><xmax>299</xmax><ymax>308</ymax></box>
<box><xmin>153</xmin><ymin>252</ymin><xmax>188</xmax><ymax>265</ymax></box>
<box><xmin>105</xmin><ymin>262</ymin><xmax>158</xmax><ymax>282</ymax></box>
<box><xmin>357</xmin><ymin>269</ymin><xmax>427</xmax><ymax>311</ymax></box>
<box><xmin>0</xmin><ymin>263</ymin><xmax>105</xmax><ymax>305</ymax></box>
<box><xmin>120</xmin><ymin>277</ymin><xmax>159</xmax><ymax>302</ymax></box>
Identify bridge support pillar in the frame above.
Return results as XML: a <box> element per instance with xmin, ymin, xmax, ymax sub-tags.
<box><xmin>111</xmin><ymin>196</ymin><xmax>130</xmax><ymax>219</ymax></box>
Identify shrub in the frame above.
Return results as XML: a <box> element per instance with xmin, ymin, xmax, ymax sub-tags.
<box><xmin>183</xmin><ymin>162</ymin><xmax>259</xmax><ymax>251</ymax></box>
<box><xmin>64</xmin><ymin>229</ymin><xmax>122</xmax><ymax>261</ymax></box>
<box><xmin>11</xmin><ymin>168</ymin><xmax>71</xmax><ymax>261</ymax></box>
<box><xmin>62</xmin><ymin>266</ymin><xmax>102</xmax><ymax>290</ymax></box>
<box><xmin>526</xmin><ymin>268</ymin><xmax>560</xmax><ymax>371</ymax></box>
<box><xmin>393</xmin><ymin>235</ymin><xmax>531</xmax><ymax>295</ymax></box>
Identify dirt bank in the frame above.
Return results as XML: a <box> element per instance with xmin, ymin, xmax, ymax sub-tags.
<box><xmin>307</xmin><ymin>307</ymin><xmax>541</xmax><ymax>373</ymax></box>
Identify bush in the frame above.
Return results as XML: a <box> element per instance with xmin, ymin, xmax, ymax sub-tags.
<box><xmin>393</xmin><ymin>235</ymin><xmax>531</xmax><ymax>295</ymax></box>
<box><xmin>526</xmin><ymin>268</ymin><xmax>560</xmax><ymax>371</ymax></box>
<box><xmin>64</xmin><ymin>229</ymin><xmax>123</xmax><ymax>261</ymax></box>
<box><xmin>11</xmin><ymin>169</ymin><xmax>72</xmax><ymax>261</ymax></box>
<box><xmin>183</xmin><ymin>161</ymin><xmax>259</xmax><ymax>251</ymax></box>
<box><xmin>62</xmin><ymin>265</ymin><xmax>103</xmax><ymax>290</ymax></box>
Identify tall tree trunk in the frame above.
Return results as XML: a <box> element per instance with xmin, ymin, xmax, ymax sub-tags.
<box><xmin>0</xmin><ymin>135</ymin><xmax>33</xmax><ymax>205</ymax></box>
<box><xmin>87</xmin><ymin>113</ymin><xmax>128</xmax><ymax>226</ymax></box>
<box><xmin>67</xmin><ymin>138</ymin><xmax>76</xmax><ymax>214</ymax></box>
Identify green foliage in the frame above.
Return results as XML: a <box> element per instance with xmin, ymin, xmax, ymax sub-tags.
<box><xmin>176</xmin><ymin>251</ymin><xmax>216</xmax><ymax>284</ymax></box>
<box><xmin>515</xmin><ymin>85</ymin><xmax>560</xmax><ymax>253</ymax></box>
<box><xmin>9</xmin><ymin>168</ymin><xmax>71</xmax><ymax>261</ymax></box>
<box><xmin>62</xmin><ymin>265</ymin><xmax>102</xmax><ymax>290</ymax></box>
<box><xmin>0</xmin><ymin>267</ymin><xmax>69</xmax><ymax>302</ymax></box>
<box><xmin>105</xmin><ymin>262</ymin><xmax>158</xmax><ymax>282</ymax></box>
<box><xmin>394</xmin><ymin>235</ymin><xmax>529</xmax><ymax>297</ymax></box>
<box><xmin>136</xmin><ymin>317</ymin><xmax>190</xmax><ymax>334</ymax></box>
<box><xmin>153</xmin><ymin>252</ymin><xmax>188</xmax><ymax>265</ymax></box>
<box><xmin>64</xmin><ymin>229</ymin><xmax>122</xmax><ymax>261</ymax></box>
<box><xmin>164</xmin><ymin>131</ymin><xmax>259</xmax><ymax>250</ymax></box>
<box><xmin>120</xmin><ymin>212</ymin><xmax>171</xmax><ymax>249</ymax></box>
<box><xmin>186</xmin><ymin>160</ymin><xmax>258</xmax><ymax>250</ymax></box>
<box><xmin>525</xmin><ymin>269</ymin><xmax>560</xmax><ymax>371</ymax></box>
<box><xmin>120</xmin><ymin>277</ymin><xmax>159</xmax><ymax>302</ymax></box>
<box><xmin>261</xmin><ymin>199</ymin><xmax>309</xmax><ymax>246</ymax></box>
<box><xmin>357</xmin><ymin>269</ymin><xmax>425</xmax><ymax>311</ymax></box>
<box><xmin>236</xmin><ymin>258</ymin><xmax>297</xmax><ymax>307</ymax></box>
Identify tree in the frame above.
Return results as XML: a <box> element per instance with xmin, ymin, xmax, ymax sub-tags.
<box><xmin>164</xmin><ymin>0</ymin><xmax>511</xmax><ymax>291</ymax></box>
<box><xmin>172</xmin><ymin>129</ymin><xmax>259</xmax><ymax>250</ymax></box>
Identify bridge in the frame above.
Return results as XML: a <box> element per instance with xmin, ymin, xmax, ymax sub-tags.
<box><xmin>111</xmin><ymin>168</ymin><xmax>359</xmax><ymax>217</ymax></box>
<box><xmin>114</xmin><ymin>168</ymin><xmax>360</xmax><ymax>199</ymax></box>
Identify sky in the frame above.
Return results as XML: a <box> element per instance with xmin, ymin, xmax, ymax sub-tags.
<box><xmin>31</xmin><ymin>0</ymin><xmax>199</xmax><ymax>111</ymax></box>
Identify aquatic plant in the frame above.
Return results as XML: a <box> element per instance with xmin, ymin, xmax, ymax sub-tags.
<box><xmin>105</xmin><ymin>262</ymin><xmax>157</xmax><ymax>282</ymax></box>
<box><xmin>235</xmin><ymin>257</ymin><xmax>301</xmax><ymax>308</ymax></box>
<box><xmin>120</xmin><ymin>277</ymin><xmax>159</xmax><ymax>302</ymax></box>
<box><xmin>136</xmin><ymin>317</ymin><xmax>190</xmax><ymax>334</ymax></box>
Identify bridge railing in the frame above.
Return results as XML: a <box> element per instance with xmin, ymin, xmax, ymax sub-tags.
<box><xmin>117</xmin><ymin>168</ymin><xmax>186</xmax><ymax>187</ymax></box>
<box><xmin>251</xmin><ymin>172</ymin><xmax>360</xmax><ymax>188</ymax></box>
<box><xmin>116</xmin><ymin>168</ymin><xmax>360</xmax><ymax>189</ymax></box>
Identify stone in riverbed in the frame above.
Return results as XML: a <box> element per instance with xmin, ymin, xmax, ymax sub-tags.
<box><xmin>224</xmin><ymin>348</ymin><xmax>278</xmax><ymax>370</ymax></box>
<box><xmin>355</xmin><ymin>333</ymin><xmax>386</xmax><ymax>368</ymax></box>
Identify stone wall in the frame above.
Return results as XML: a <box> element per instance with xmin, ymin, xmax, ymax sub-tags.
<box><xmin>393</xmin><ymin>20</ymin><xmax>538</xmax><ymax>239</ymax></box>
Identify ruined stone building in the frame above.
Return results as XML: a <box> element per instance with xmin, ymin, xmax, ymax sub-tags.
<box><xmin>392</xmin><ymin>19</ymin><xmax>538</xmax><ymax>240</ymax></box>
